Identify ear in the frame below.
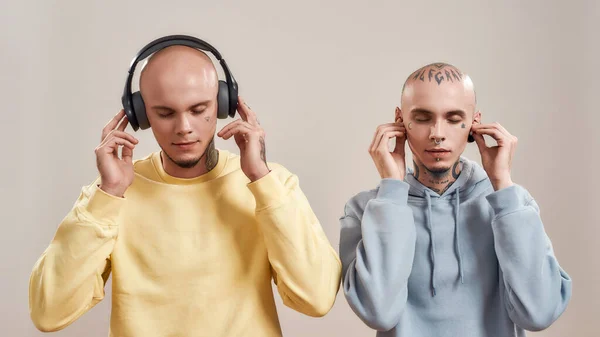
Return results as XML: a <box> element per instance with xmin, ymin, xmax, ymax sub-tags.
<box><xmin>395</xmin><ymin>107</ymin><xmax>403</xmax><ymax>123</ymax></box>
<box><xmin>473</xmin><ymin>110</ymin><xmax>481</xmax><ymax>125</ymax></box>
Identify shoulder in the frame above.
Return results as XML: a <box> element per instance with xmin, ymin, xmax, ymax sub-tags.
<box><xmin>342</xmin><ymin>185</ymin><xmax>380</xmax><ymax>219</ymax></box>
<box><xmin>132</xmin><ymin>152</ymin><xmax>155</xmax><ymax>172</ymax></box>
<box><xmin>79</xmin><ymin>152</ymin><xmax>155</xmax><ymax>194</ymax></box>
<box><xmin>128</xmin><ymin>151</ymin><xmax>167</xmax><ymax>182</ymax></box>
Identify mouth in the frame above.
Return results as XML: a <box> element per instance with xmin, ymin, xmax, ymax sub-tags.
<box><xmin>425</xmin><ymin>148</ymin><xmax>451</xmax><ymax>158</ymax></box>
<box><xmin>173</xmin><ymin>140</ymin><xmax>199</xmax><ymax>149</ymax></box>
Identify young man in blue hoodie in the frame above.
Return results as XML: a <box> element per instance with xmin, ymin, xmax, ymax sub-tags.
<box><xmin>339</xmin><ymin>63</ymin><xmax>572</xmax><ymax>337</ymax></box>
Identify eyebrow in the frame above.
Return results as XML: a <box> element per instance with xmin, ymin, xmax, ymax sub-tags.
<box><xmin>151</xmin><ymin>101</ymin><xmax>212</xmax><ymax>112</ymax></box>
<box><xmin>411</xmin><ymin>108</ymin><xmax>467</xmax><ymax>118</ymax></box>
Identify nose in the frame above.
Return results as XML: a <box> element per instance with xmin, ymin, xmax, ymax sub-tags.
<box><xmin>429</xmin><ymin>122</ymin><xmax>446</xmax><ymax>142</ymax></box>
<box><xmin>175</xmin><ymin>114</ymin><xmax>193</xmax><ymax>135</ymax></box>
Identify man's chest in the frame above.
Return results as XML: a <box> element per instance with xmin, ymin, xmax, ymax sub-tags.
<box><xmin>109</xmin><ymin>196</ymin><xmax>270</xmax><ymax>295</ymax></box>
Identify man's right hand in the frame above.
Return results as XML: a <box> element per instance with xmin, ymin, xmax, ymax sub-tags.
<box><xmin>369</xmin><ymin>122</ymin><xmax>406</xmax><ymax>180</ymax></box>
<box><xmin>95</xmin><ymin>110</ymin><xmax>139</xmax><ymax>197</ymax></box>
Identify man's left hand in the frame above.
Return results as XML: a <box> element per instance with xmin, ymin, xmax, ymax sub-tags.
<box><xmin>217</xmin><ymin>96</ymin><xmax>270</xmax><ymax>182</ymax></box>
<box><xmin>471</xmin><ymin>122</ymin><xmax>517</xmax><ymax>191</ymax></box>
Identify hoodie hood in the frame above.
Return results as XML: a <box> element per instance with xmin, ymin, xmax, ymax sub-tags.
<box><xmin>404</xmin><ymin>157</ymin><xmax>490</xmax><ymax>296</ymax></box>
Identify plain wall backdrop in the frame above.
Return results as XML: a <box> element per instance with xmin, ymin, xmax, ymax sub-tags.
<box><xmin>2</xmin><ymin>0</ymin><xmax>598</xmax><ymax>336</ymax></box>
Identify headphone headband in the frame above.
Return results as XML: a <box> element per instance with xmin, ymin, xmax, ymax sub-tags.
<box><xmin>122</xmin><ymin>35</ymin><xmax>238</xmax><ymax>131</ymax></box>
<box><xmin>127</xmin><ymin>35</ymin><xmax>223</xmax><ymax>73</ymax></box>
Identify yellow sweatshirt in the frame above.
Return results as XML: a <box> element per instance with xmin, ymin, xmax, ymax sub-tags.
<box><xmin>29</xmin><ymin>149</ymin><xmax>342</xmax><ymax>337</ymax></box>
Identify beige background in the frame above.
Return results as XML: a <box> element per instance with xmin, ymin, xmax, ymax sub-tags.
<box><xmin>1</xmin><ymin>0</ymin><xmax>597</xmax><ymax>336</ymax></box>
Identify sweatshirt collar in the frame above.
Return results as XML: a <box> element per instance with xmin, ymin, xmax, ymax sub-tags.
<box><xmin>151</xmin><ymin>149</ymin><xmax>229</xmax><ymax>185</ymax></box>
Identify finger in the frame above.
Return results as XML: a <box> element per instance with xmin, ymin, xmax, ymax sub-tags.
<box><xmin>371</xmin><ymin>124</ymin><xmax>405</xmax><ymax>148</ymax></box>
<box><xmin>101</xmin><ymin>130</ymin><xmax>139</xmax><ymax>146</ymax></box>
<box><xmin>100</xmin><ymin>133</ymin><xmax>138</xmax><ymax>158</ymax></box>
<box><xmin>116</xmin><ymin>116</ymin><xmax>129</xmax><ymax>132</ymax></box>
<box><xmin>473</xmin><ymin>123</ymin><xmax>512</xmax><ymax>139</ymax></box>
<box><xmin>219</xmin><ymin>124</ymin><xmax>254</xmax><ymax>140</ymax></box>
<box><xmin>236</xmin><ymin>96</ymin><xmax>251</xmax><ymax>123</ymax></box>
<box><xmin>394</xmin><ymin>131</ymin><xmax>407</xmax><ymax>154</ymax></box>
<box><xmin>472</xmin><ymin>131</ymin><xmax>487</xmax><ymax>153</ymax></box>
<box><xmin>472</xmin><ymin>128</ymin><xmax>508</xmax><ymax>145</ymax></box>
<box><xmin>375</xmin><ymin>130</ymin><xmax>404</xmax><ymax>152</ymax></box>
<box><xmin>217</xmin><ymin>119</ymin><xmax>250</xmax><ymax>137</ymax></box>
<box><xmin>375</xmin><ymin>131</ymin><xmax>404</xmax><ymax>159</ymax></box>
<box><xmin>102</xmin><ymin>110</ymin><xmax>126</xmax><ymax>139</ymax></box>
<box><xmin>495</xmin><ymin>123</ymin><xmax>516</xmax><ymax>141</ymax></box>
<box><xmin>371</xmin><ymin>125</ymin><xmax>405</xmax><ymax>151</ymax></box>
<box><xmin>378</xmin><ymin>129</ymin><xmax>404</xmax><ymax>146</ymax></box>
<box><xmin>121</xmin><ymin>143</ymin><xmax>134</xmax><ymax>163</ymax></box>
<box><xmin>99</xmin><ymin>137</ymin><xmax>137</xmax><ymax>155</ymax></box>
<box><xmin>106</xmin><ymin>129</ymin><xmax>137</xmax><ymax>156</ymax></box>
<box><xmin>240</xmin><ymin>96</ymin><xmax>260</xmax><ymax>126</ymax></box>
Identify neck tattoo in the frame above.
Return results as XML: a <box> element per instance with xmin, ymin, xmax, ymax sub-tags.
<box><xmin>414</xmin><ymin>159</ymin><xmax>462</xmax><ymax>195</ymax></box>
<box><xmin>204</xmin><ymin>138</ymin><xmax>219</xmax><ymax>171</ymax></box>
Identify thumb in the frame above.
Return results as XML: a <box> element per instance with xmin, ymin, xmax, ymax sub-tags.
<box><xmin>393</xmin><ymin>133</ymin><xmax>406</xmax><ymax>154</ymax></box>
<box><xmin>122</xmin><ymin>146</ymin><xmax>134</xmax><ymax>164</ymax></box>
<box><xmin>473</xmin><ymin>131</ymin><xmax>487</xmax><ymax>153</ymax></box>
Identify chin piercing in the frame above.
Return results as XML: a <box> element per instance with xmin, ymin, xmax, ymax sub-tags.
<box><xmin>436</xmin><ymin>158</ymin><xmax>441</xmax><ymax>162</ymax></box>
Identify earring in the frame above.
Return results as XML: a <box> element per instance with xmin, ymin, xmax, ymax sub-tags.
<box><xmin>468</xmin><ymin>132</ymin><xmax>475</xmax><ymax>143</ymax></box>
<box><xmin>407</xmin><ymin>122</ymin><xmax>413</xmax><ymax>130</ymax></box>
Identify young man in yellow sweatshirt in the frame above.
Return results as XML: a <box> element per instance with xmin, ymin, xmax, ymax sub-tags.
<box><xmin>28</xmin><ymin>36</ymin><xmax>342</xmax><ymax>337</ymax></box>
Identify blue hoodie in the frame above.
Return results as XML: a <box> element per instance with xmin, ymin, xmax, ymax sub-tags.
<box><xmin>339</xmin><ymin>157</ymin><xmax>572</xmax><ymax>337</ymax></box>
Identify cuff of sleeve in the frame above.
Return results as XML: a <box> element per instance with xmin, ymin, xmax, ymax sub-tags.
<box><xmin>376</xmin><ymin>179</ymin><xmax>410</xmax><ymax>204</ymax></box>
<box><xmin>485</xmin><ymin>184</ymin><xmax>529</xmax><ymax>216</ymax></box>
<box><xmin>247</xmin><ymin>171</ymin><xmax>287</xmax><ymax>210</ymax></box>
<box><xmin>85</xmin><ymin>185</ymin><xmax>126</xmax><ymax>225</ymax></box>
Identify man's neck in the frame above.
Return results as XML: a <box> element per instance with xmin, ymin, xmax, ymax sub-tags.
<box><xmin>412</xmin><ymin>159</ymin><xmax>462</xmax><ymax>195</ymax></box>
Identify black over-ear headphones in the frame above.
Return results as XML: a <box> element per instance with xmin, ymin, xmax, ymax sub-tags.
<box><xmin>121</xmin><ymin>35</ymin><xmax>238</xmax><ymax>131</ymax></box>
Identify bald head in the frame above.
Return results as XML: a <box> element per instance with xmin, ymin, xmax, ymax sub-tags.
<box><xmin>401</xmin><ymin>62</ymin><xmax>476</xmax><ymax>106</ymax></box>
<box><xmin>139</xmin><ymin>45</ymin><xmax>218</xmax><ymax>100</ymax></box>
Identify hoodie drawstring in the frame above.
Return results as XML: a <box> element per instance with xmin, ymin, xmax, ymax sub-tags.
<box><xmin>425</xmin><ymin>191</ymin><xmax>437</xmax><ymax>297</ymax></box>
<box><xmin>425</xmin><ymin>188</ymin><xmax>464</xmax><ymax>297</ymax></box>
<box><xmin>454</xmin><ymin>190</ymin><xmax>464</xmax><ymax>284</ymax></box>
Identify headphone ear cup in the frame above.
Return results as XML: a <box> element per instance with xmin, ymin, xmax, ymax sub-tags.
<box><xmin>217</xmin><ymin>81</ymin><xmax>229</xmax><ymax>119</ymax></box>
<box><xmin>228</xmin><ymin>82</ymin><xmax>238</xmax><ymax>118</ymax></box>
<box><xmin>132</xmin><ymin>91</ymin><xmax>150</xmax><ymax>130</ymax></box>
<box><xmin>123</xmin><ymin>105</ymin><xmax>139</xmax><ymax>132</ymax></box>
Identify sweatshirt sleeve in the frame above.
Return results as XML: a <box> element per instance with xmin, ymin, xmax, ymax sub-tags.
<box><xmin>246</xmin><ymin>165</ymin><xmax>341</xmax><ymax>317</ymax></box>
<box><xmin>486</xmin><ymin>184</ymin><xmax>572</xmax><ymax>331</ymax></box>
<box><xmin>339</xmin><ymin>179</ymin><xmax>416</xmax><ymax>331</ymax></box>
<box><xmin>28</xmin><ymin>181</ymin><xmax>124</xmax><ymax>332</ymax></box>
